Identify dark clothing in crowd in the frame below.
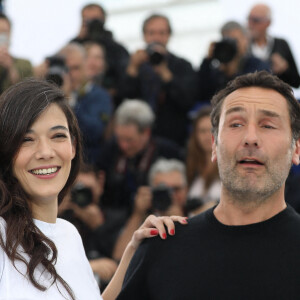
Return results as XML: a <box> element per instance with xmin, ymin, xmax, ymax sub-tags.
<box><xmin>73</xmin><ymin>83</ymin><xmax>112</xmax><ymax>164</ymax></box>
<box><xmin>60</xmin><ymin>208</ymin><xmax>126</xmax><ymax>259</ymax></box>
<box><xmin>72</xmin><ymin>31</ymin><xmax>129</xmax><ymax>104</ymax></box>
<box><xmin>97</xmin><ymin>137</ymin><xmax>183</xmax><ymax>213</ymax></box>
<box><xmin>117</xmin><ymin>205</ymin><xmax>300</xmax><ymax>300</ymax></box>
<box><xmin>120</xmin><ymin>53</ymin><xmax>197</xmax><ymax>147</ymax></box>
<box><xmin>250</xmin><ymin>37</ymin><xmax>300</xmax><ymax>88</ymax></box>
<box><xmin>285</xmin><ymin>169</ymin><xmax>300</xmax><ymax>214</ymax></box>
<box><xmin>198</xmin><ymin>55</ymin><xmax>269</xmax><ymax>102</ymax></box>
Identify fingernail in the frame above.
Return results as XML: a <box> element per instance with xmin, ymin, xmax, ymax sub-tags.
<box><xmin>182</xmin><ymin>219</ymin><xmax>188</xmax><ymax>224</ymax></box>
<box><xmin>170</xmin><ymin>229</ymin><xmax>175</xmax><ymax>235</ymax></box>
<box><xmin>162</xmin><ymin>233</ymin><xmax>167</xmax><ymax>239</ymax></box>
<box><xmin>150</xmin><ymin>229</ymin><xmax>159</xmax><ymax>236</ymax></box>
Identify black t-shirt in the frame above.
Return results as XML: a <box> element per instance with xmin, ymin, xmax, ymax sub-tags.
<box><xmin>117</xmin><ymin>205</ymin><xmax>300</xmax><ymax>300</ymax></box>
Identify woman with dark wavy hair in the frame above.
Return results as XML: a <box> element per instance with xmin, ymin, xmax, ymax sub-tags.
<box><xmin>0</xmin><ymin>78</ymin><xmax>186</xmax><ymax>300</ymax></box>
<box><xmin>186</xmin><ymin>106</ymin><xmax>220</xmax><ymax>212</ymax></box>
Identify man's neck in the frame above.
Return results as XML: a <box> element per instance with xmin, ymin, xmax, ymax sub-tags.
<box><xmin>253</xmin><ymin>34</ymin><xmax>268</xmax><ymax>47</ymax></box>
<box><xmin>214</xmin><ymin>188</ymin><xmax>287</xmax><ymax>226</ymax></box>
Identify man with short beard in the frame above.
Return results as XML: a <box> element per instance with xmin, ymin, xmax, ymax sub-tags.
<box><xmin>116</xmin><ymin>71</ymin><xmax>300</xmax><ymax>300</ymax></box>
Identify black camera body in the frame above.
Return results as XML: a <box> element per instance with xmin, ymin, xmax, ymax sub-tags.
<box><xmin>146</xmin><ymin>42</ymin><xmax>166</xmax><ymax>65</ymax></box>
<box><xmin>212</xmin><ymin>38</ymin><xmax>238</xmax><ymax>64</ymax></box>
<box><xmin>152</xmin><ymin>184</ymin><xmax>172</xmax><ymax>212</ymax></box>
<box><xmin>45</xmin><ymin>56</ymin><xmax>68</xmax><ymax>87</ymax></box>
<box><xmin>71</xmin><ymin>183</ymin><xmax>93</xmax><ymax>208</ymax></box>
<box><xmin>86</xmin><ymin>18</ymin><xmax>105</xmax><ymax>40</ymax></box>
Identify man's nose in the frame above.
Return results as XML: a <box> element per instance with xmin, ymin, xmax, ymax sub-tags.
<box><xmin>243</xmin><ymin>124</ymin><xmax>260</xmax><ymax>147</ymax></box>
<box><xmin>35</xmin><ymin>140</ymin><xmax>55</xmax><ymax>159</ymax></box>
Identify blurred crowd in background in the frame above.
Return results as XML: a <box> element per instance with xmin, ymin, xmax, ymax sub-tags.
<box><xmin>2</xmin><ymin>2</ymin><xmax>300</xmax><ymax>291</ymax></box>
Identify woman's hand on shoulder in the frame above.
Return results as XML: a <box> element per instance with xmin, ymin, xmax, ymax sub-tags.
<box><xmin>129</xmin><ymin>214</ymin><xmax>188</xmax><ymax>250</ymax></box>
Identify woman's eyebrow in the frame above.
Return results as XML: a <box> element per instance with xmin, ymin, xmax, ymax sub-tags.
<box><xmin>50</xmin><ymin>125</ymin><xmax>69</xmax><ymax>132</ymax></box>
<box><xmin>25</xmin><ymin>125</ymin><xmax>69</xmax><ymax>134</ymax></box>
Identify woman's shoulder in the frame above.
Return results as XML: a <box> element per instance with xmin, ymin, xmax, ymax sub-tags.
<box><xmin>55</xmin><ymin>218</ymin><xmax>82</xmax><ymax>239</ymax></box>
<box><xmin>56</xmin><ymin>218</ymin><xmax>78</xmax><ymax>231</ymax></box>
<box><xmin>0</xmin><ymin>216</ymin><xmax>6</xmax><ymax>235</ymax></box>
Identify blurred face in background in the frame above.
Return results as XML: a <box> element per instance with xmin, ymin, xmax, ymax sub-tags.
<box><xmin>80</xmin><ymin>6</ymin><xmax>105</xmax><ymax>38</ymax></box>
<box><xmin>0</xmin><ymin>18</ymin><xmax>10</xmax><ymax>48</ymax></box>
<box><xmin>143</xmin><ymin>17</ymin><xmax>170</xmax><ymax>47</ymax></box>
<box><xmin>247</xmin><ymin>5</ymin><xmax>270</xmax><ymax>40</ymax></box>
<box><xmin>152</xmin><ymin>171</ymin><xmax>187</xmax><ymax>208</ymax></box>
<box><xmin>196</xmin><ymin>116</ymin><xmax>213</xmax><ymax>154</ymax></box>
<box><xmin>65</xmin><ymin>51</ymin><xmax>85</xmax><ymax>91</ymax></box>
<box><xmin>85</xmin><ymin>43</ymin><xmax>106</xmax><ymax>80</ymax></box>
<box><xmin>114</xmin><ymin>123</ymin><xmax>150</xmax><ymax>158</ymax></box>
<box><xmin>223</xmin><ymin>28</ymin><xmax>249</xmax><ymax>56</ymax></box>
<box><xmin>76</xmin><ymin>171</ymin><xmax>102</xmax><ymax>204</ymax></box>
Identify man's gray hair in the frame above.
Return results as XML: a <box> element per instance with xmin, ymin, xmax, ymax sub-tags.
<box><xmin>221</xmin><ymin>21</ymin><xmax>247</xmax><ymax>37</ymax></box>
<box><xmin>58</xmin><ymin>42</ymin><xmax>86</xmax><ymax>59</ymax></box>
<box><xmin>115</xmin><ymin>99</ymin><xmax>155</xmax><ymax>132</ymax></box>
<box><xmin>148</xmin><ymin>158</ymin><xmax>187</xmax><ymax>186</ymax></box>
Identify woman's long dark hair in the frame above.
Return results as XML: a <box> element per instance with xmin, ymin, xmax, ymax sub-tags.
<box><xmin>186</xmin><ymin>106</ymin><xmax>219</xmax><ymax>190</ymax></box>
<box><xmin>0</xmin><ymin>78</ymin><xmax>83</xmax><ymax>299</ymax></box>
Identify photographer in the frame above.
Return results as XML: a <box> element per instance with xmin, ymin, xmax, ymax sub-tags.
<box><xmin>71</xmin><ymin>3</ymin><xmax>129</xmax><ymax>104</ymax></box>
<box><xmin>0</xmin><ymin>13</ymin><xmax>32</xmax><ymax>93</ymax></box>
<box><xmin>112</xmin><ymin>158</ymin><xmax>187</xmax><ymax>261</ymax></box>
<box><xmin>119</xmin><ymin>13</ymin><xmax>197</xmax><ymax>147</ymax></box>
<box><xmin>97</xmin><ymin>100</ymin><xmax>183</xmax><ymax>217</ymax></box>
<box><xmin>57</xmin><ymin>43</ymin><xmax>112</xmax><ymax>164</ymax></box>
<box><xmin>58</xmin><ymin>165</ymin><xmax>124</xmax><ymax>289</ymax></box>
<box><xmin>197</xmin><ymin>21</ymin><xmax>269</xmax><ymax>102</ymax></box>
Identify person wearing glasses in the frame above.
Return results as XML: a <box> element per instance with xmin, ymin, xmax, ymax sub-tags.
<box><xmin>247</xmin><ymin>3</ymin><xmax>300</xmax><ymax>87</ymax></box>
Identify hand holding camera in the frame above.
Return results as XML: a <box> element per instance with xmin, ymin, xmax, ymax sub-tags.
<box><xmin>127</xmin><ymin>42</ymin><xmax>172</xmax><ymax>82</ymax></box>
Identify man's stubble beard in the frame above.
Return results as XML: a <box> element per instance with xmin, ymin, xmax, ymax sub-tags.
<box><xmin>217</xmin><ymin>143</ymin><xmax>293</xmax><ymax>206</ymax></box>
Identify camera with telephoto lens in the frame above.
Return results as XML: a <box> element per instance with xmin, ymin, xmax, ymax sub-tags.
<box><xmin>151</xmin><ymin>184</ymin><xmax>172</xmax><ymax>212</ymax></box>
<box><xmin>212</xmin><ymin>38</ymin><xmax>238</xmax><ymax>64</ymax></box>
<box><xmin>45</xmin><ymin>56</ymin><xmax>68</xmax><ymax>87</ymax></box>
<box><xmin>71</xmin><ymin>183</ymin><xmax>93</xmax><ymax>208</ymax></box>
<box><xmin>146</xmin><ymin>42</ymin><xmax>166</xmax><ymax>65</ymax></box>
<box><xmin>85</xmin><ymin>18</ymin><xmax>105</xmax><ymax>40</ymax></box>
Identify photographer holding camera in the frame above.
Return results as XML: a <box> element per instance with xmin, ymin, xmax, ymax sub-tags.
<box><xmin>120</xmin><ymin>13</ymin><xmax>197</xmax><ymax>147</ymax></box>
<box><xmin>97</xmin><ymin>100</ymin><xmax>183</xmax><ymax>217</ymax></box>
<box><xmin>71</xmin><ymin>3</ymin><xmax>129</xmax><ymax>104</ymax></box>
<box><xmin>0</xmin><ymin>13</ymin><xmax>32</xmax><ymax>93</ymax></box>
<box><xmin>197</xmin><ymin>21</ymin><xmax>269</xmax><ymax>102</ymax></box>
<box><xmin>112</xmin><ymin>158</ymin><xmax>187</xmax><ymax>261</ymax></box>
<box><xmin>58</xmin><ymin>165</ymin><xmax>126</xmax><ymax>289</ymax></box>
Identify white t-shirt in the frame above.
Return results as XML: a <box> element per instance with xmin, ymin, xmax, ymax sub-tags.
<box><xmin>0</xmin><ymin>217</ymin><xmax>103</xmax><ymax>300</ymax></box>
<box><xmin>188</xmin><ymin>176</ymin><xmax>221</xmax><ymax>203</ymax></box>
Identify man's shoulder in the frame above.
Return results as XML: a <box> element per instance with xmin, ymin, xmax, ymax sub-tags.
<box><xmin>141</xmin><ymin>209</ymin><xmax>213</xmax><ymax>251</ymax></box>
<box><xmin>86</xmin><ymin>84</ymin><xmax>111</xmax><ymax>100</ymax></box>
<box><xmin>167</xmin><ymin>52</ymin><xmax>193</xmax><ymax>68</ymax></box>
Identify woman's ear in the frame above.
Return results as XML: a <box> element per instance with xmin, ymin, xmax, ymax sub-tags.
<box><xmin>71</xmin><ymin>139</ymin><xmax>76</xmax><ymax>160</ymax></box>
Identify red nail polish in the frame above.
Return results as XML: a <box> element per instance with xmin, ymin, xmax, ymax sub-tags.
<box><xmin>170</xmin><ymin>229</ymin><xmax>175</xmax><ymax>235</ymax></box>
<box><xmin>182</xmin><ymin>219</ymin><xmax>188</xmax><ymax>224</ymax></box>
<box><xmin>162</xmin><ymin>233</ymin><xmax>167</xmax><ymax>239</ymax></box>
<box><xmin>150</xmin><ymin>229</ymin><xmax>159</xmax><ymax>236</ymax></box>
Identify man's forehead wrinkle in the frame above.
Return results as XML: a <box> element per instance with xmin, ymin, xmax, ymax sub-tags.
<box><xmin>224</xmin><ymin>96</ymin><xmax>284</xmax><ymax>111</ymax></box>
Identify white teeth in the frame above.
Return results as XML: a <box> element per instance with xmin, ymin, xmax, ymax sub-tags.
<box><xmin>31</xmin><ymin>167</ymin><xmax>58</xmax><ymax>175</ymax></box>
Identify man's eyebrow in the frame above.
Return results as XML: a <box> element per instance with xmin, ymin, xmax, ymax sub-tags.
<box><xmin>258</xmin><ymin>109</ymin><xmax>281</xmax><ymax>118</ymax></box>
<box><xmin>225</xmin><ymin>106</ymin><xmax>246</xmax><ymax>116</ymax></box>
<box><xmin>25</xmin><ymin>125</ymin><xmax>69</xmax><ymax>133</ymax></box>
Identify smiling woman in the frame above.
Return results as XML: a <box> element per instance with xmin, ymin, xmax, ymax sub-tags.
<box><xmin>0</xmin><ymin>78</ymin><xmax>188</xmax><ymax>299</ymax></box>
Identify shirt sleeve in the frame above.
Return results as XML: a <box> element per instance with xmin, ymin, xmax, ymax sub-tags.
<box><xmin>116</xmin><ymin>241</ymin><xmax>151</xmax><ymax>300</ymax></box>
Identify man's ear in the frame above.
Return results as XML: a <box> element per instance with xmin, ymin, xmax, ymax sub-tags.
<box><xmin>292</xmin><ymin>139</ymin><xmax>300</xmax><ymax>165</ymax></box>
<box><xmin>211</xmin><ymin>134</ymin><xmax>217</xmax><ymax>162</ymax></box>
